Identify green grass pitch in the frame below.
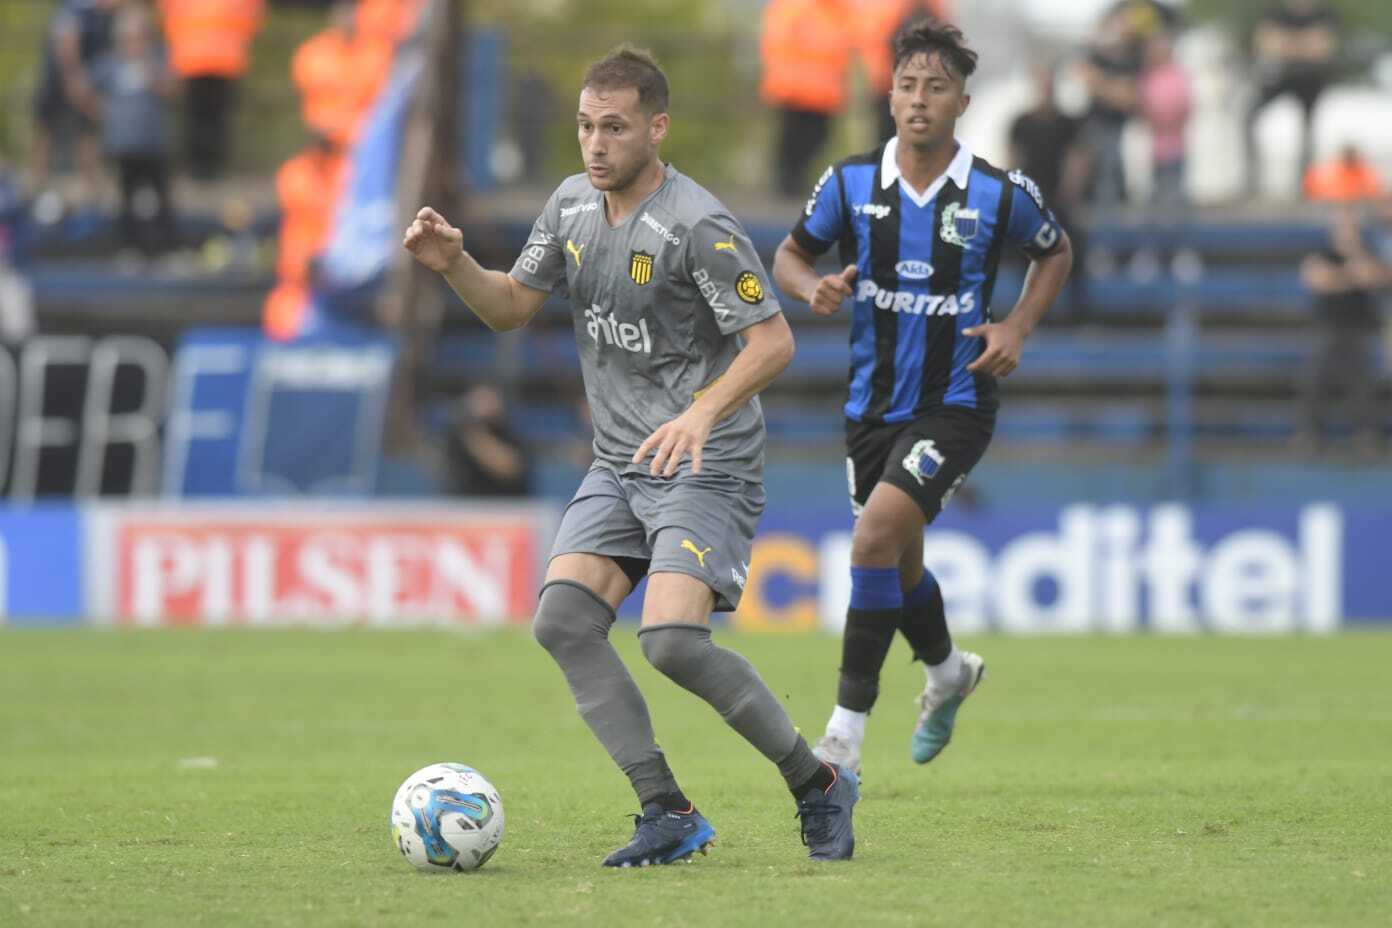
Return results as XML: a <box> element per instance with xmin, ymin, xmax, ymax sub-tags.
<box><xmin>2</xmin><ymin>629</ymin><xmax>1389</xmax><ymax>926</ymax></box>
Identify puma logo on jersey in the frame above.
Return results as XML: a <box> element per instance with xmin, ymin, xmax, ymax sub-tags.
<box><xmin>566</xmin><ymin>239</ymin><xmax>586</xmax><ymax>267</ymax></box>
<box><xmin>713</xmin><ymin>233</ymin><xmax>738</xmax><ymax>253</ymax></box>
<box><xmin>681</xmin><ymin>539</ymin><xmax>712</xmax><ymax>568</ymax></box>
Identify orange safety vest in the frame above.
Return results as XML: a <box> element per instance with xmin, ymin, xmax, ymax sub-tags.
<box><xmin>759</xmin><ymin>0</ymin><xmax>854</xmax><ymax>114</ymax></box>
<box><xmin>264</xmin><ymin>147</ymin><xmax>349</xmax><ymax>341</ymax></box>
<box><xmin>292</xmin><ymin>28</ymin><xmax>393</xmax><ymax>146</ymax></box>
<box><xmin>158</xmin><ymin>0</ymin><xmax>264</xmax><ymax>79</ymax></box>
<box><xmin>1304</xmin><ymin>160</ymin><xmax>1384</xmax><ymax>202</ymax></box>
<box><xmin>856</xmin><ymin>0</ymin><xmax>951</xmax><ymax>95</ymax></box>
<box><xmin>273</xmin><ymin>146</ymin><xmax>348</xmax><ymax>283</ymax></box>
<box><xmin>356</xmin><ymin>0</ymin><xmax>425</xmax><ymax>44</ymax></box>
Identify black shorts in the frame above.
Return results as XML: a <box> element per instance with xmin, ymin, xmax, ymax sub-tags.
<box><xmin>845</xmin><ymin>407</ymin><xmax>994</xmax><ymax>522</ymax></box>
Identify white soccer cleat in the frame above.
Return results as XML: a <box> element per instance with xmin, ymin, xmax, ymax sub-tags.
<box><xmin>911</xmin><ymin>650</ymin><xmax>986</xmax><ymax>764</ymax></box>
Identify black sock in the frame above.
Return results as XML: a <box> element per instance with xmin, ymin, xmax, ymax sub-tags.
<box><xmin>652</xmin><ymin>790</ymin><xmax>692</xmax><ymax>813</ymax></box>
<box><xmin>899</xmin><ymin>571</ymin><xmax>952</xmax><ymax>665</ymax></box>
<box><xmin>838</xmin><ymin>606</ymin><xmax>901</xmax><ymax>711</ymax></box>
<box><xmin>790</xmin><ymin>761</ymin><xmax>837</xmax><ymax>799</ymax></box>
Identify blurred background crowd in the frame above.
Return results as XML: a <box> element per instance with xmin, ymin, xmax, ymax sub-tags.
<box><xmin>0</xmin><ymin>0</ymin><xmax>1390</xmax><ymax>507</ymax></box>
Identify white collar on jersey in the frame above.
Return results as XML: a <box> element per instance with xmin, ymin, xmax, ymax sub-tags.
<box><xmin>880</xmin><ymin>136</ymin><xmax>973</xmax><ymax>209</ymax></box>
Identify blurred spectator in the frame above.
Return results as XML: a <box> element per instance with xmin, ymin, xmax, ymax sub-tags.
<box><xmin>355</xmin><ymin>0</ymin><xmax>421</xmax><ymax>44</ymax></box>
<box><xmin>1304</xmin><ymin>144</ymin><xmax>1383</xmax><ymax>203</ymax></box>
<box><xmin>1009</xmin><ymin>62</ymin><xmax>1091</xmax><ymax>313</ymax></box>
<box><xmin>1245</xmin><ymin>0</ymin><xmax>1339</xmax><ymax>196</ymax></box>
<box><xmin>292</xmin><ymin>1</ymin><xmax>394</xmax><ymax>148</ymax></box>
<box><xmin>263</xmin><ymin>135</ymin><xmax>348</xmax><ymax>340</ymax></box>
<box><xmin>1297</xmin><ymin>207</ymin><xmax>1389</xmax><ymax>452</ymax></box>
<box><xmin>87</xmin><ymin>4</ymin><xmax>178</xmax><ymax>258</ymax></box>
<box><xmin>158</xmin><ymin>0</ymin><xmax>264</xmax><ymax>182</ymax></box>
<box><xmin>1138</xmin><ymin>32</ymin><xmax>1191</xmax><ymax>207</ymax></box>
<box><xmin>29</xmin><ymin>0</ymin><xmax>121</xmax><ymax>206</ymax></box>
<box><xmin>1081</xmin><ymin>6</ymin><xmax>1142</xmax><ymax>206</ymax></box>
<box><xmin>760</xmin><ymin>0</ymin><xmax>854</xmax><ymax>197</ymax></box>
<box><xmin>855</xmin><ymin>0</ymin><xmax>952</xmax><ymax>143</ymax></box>
<box><xmin>443</xmin><ymin>383</ymin><xmax>531</xmax><ymax>497</ymax></box>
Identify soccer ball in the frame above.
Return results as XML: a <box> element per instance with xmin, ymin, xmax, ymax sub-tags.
<box><xmin>390</xmin><ymin>762</ymin><xmax>504</xmax><ymax>872</ymax></box>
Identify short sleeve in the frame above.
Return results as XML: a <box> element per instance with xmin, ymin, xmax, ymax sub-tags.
<box><xmin>790</xmin><ymin>164</ymin><xmax>845</xmax><ymax>256</ymax></box>
<box><xmin>1004</xmin><ymin>170</ymin><xmax>1065</xmax><ymax>258</ymax></box>
<box><xmin>508</xmin><ymin>192</ymin><xmax>566</xmax><ymax>292</ymax></box>
<box><xmin>686</xmin><ymin>213</ymin><xmax>782</xmax><ymax>335</ymax></box>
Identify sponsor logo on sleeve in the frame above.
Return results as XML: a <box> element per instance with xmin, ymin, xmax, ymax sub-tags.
<box><xmin>1008</xmin><ymin>170</ymin><xmax>1047</xmax><ymax>211</ymax></box>
<box><xmin>735</xmin><ymin>271</ymin><xmax>764</xmax><ymax>304</ymax></box>
<box><xmin>693</xmin><ymin>268</ymin><xmax>732</xmax><ymax>321</ymax></box>
<box><xmin>805</xmin><ymin>165</ymin><xmax>833</xmax><ymax>217</ymax></box>
<box><xmin>714</xmin><ymin>232</ymin><xmax>738</xmax><ymax>253</ymax></box>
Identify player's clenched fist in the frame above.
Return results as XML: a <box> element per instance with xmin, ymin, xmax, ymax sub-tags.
<box><xmin>403</xmin><ymin>207</ymin><xmax>465</xmax><ymax>273</ymax></box>
<box><xmin>810</xmin><ymin>264</ymin><xmax>858</xmax><ymax>316</ymax></box>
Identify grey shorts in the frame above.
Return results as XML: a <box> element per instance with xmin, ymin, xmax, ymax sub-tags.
<box><xmin>550</xmin><ymin>463</ymin><xmax>765</xmax><ymax>612</ymax></box>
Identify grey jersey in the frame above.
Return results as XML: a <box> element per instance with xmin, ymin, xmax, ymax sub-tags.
<box><xmin>509</xmin><ymin>165</ymin><xmax>782</xmax><ymax>482</ymax></box>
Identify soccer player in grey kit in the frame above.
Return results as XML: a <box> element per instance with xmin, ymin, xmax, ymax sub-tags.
<box><xmin>404</xmin><ymin>46</ymin><xmax>857</xmax><ymax>865</ymax></box>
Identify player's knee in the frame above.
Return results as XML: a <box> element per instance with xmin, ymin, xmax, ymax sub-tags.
<box><xmin>532</xmin><ymin>581</ymin><xmax>614</xmax><ymax>655</ymax></box>
<box><xmin>850</xmin><ymin>517</ymin><xmax>908</xmax><ymax>566</ymax></box>
<box><xmin>638</xmin><ymin>624</ymin><xmax>711</xmax><ymax>681</ymax></box>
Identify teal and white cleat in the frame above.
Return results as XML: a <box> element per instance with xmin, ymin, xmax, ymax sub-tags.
<box><xmin>812</xmin><ymin>733</ymin><xmax>862</xmax><ymax>778</ymax></box>
<box><xmin>911</xmin><ymin>651</ymin><xmax>986</xmax><ymax>764</ymax></box>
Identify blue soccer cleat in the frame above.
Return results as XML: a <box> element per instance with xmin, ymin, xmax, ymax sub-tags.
<box><xmin>795</xmin><ymin>764</ymin><xmax>859</xmax><ymax>861</ymax></box>
<box><xmin>911</xmin><ymin>650</ymin><xmax>986</xmax><ymax>764</ymax></box>
<box><xmin>602</xmin><ymin>804</ymin><xmax>716</xmax><ymax>867</ymax></box>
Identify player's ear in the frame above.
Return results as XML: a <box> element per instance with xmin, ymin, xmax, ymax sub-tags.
<box><xmin>957</xmin><ymin>92</ymin><xmax>971</xmax><ymax>118</ymax></box>
<box><xmin>649</xmin><ymin>111</ymin><xmax>669</xmax><ymax>146</ymax></box>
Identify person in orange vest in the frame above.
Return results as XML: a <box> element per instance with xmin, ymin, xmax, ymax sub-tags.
<box><xmin>760</xmin><ymin>0</ymin><xmax>854</xmax><ymax>196</ymax></box>
<box><xmin>292</xmin><ymin>1</ymin><xmax>393</xmax><ymax>149</ymax></box>
<box><xmin>158</xmin><ymin>0</ymin><xmax>264</xmax><ymax>181</ymax></box>
<box><xmin>263</xmin><ymin>134</ymin><xmax>348</xmax><ymax>340</ymax></box>
<box><xmin>856</xmin><ymin>0</ymin><xmax>951</xmax><ymax>142</ymax></box>
<box><xmin>355</xmin><ymin>0</ymin><xmax>423</xmax><ymax>46</ymax></box>
<box><xmin>1304</xmin><ymin>144</ymin><xmax>1384</xmax><ymax>202</ymax></box>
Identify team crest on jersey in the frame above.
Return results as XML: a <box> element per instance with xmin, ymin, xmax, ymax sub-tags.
<box><xmin>629</xmin><ymin>250</ymin><xmax>654</xmax><ymax>286</ymax></box>
<box><xmin>940</xmin><ymin>202</ymin><xmax>978</xmax><ymax>247</ymax></box>
<box><xmin>902</xmin><ymin>439</ymin><xmax>946</xmax><ymax>486</ymax></box>
<box><xmin>735</xmin><ymin>271</ymin><xmax>764</xmax><ymax>304</ymax></box>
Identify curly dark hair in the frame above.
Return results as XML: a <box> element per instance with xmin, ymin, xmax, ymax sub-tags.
<box><xmin>891</xmin><ymin>17</ymin><xmax>978</xmax><ymax>81</ymax></box>
<box><xmin>582</xmin><ymin>44</ymin><xmax>670</xmax><ymax>115</ymax></box>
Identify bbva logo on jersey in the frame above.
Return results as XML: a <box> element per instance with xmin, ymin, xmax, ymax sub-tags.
<box><xmin>585</xmin><ymin>304</ymin><xmax>652</xmax><ymax>354</ymax></box>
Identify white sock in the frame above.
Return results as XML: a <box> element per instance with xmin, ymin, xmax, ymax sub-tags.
<box><xmin>925</xmin><ymin>646</ymin><xmax>964</xmax><ymax>693</ymax></box>
<box><xmin>826</xmin><ymin>705</ymin><xmax>867</xmax><ymax>745</ymax></box>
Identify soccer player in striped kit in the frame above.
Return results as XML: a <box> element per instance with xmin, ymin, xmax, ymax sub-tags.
<box><xmin>773</xmin><ymin>18</ymin><xmax>1073</xmax><ymax>775</ymax></box>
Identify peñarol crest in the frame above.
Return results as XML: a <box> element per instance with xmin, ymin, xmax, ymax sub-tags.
<box><xmin>629</xmin><ymin>250</ymin><xmax>654</xmax><ymax>285</ymax></box>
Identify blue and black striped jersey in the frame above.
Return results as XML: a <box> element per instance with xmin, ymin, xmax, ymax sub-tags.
<box><xmin>791</xmin><ymin>138</ymin><xmax>1064</xmax><ymax>423</ymax></box>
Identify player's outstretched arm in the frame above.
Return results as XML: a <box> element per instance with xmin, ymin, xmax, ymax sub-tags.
<box><xmin>772</xmin><ymin>235</ymin><xmax>857</xmax><ymax>316</ymax></box>
<box><xmin>965</xmin><ymin>230</ymin><xmax>1073</xmax><ymax>378</ymax></box>
<box><xmin>632</xmin><ymin>312</ymin><xmax>795</xmax><ymax>478</ymax></box>
<box><xmin>403</xmin><ymin>207</ymin><xmax>548</xmax><ymax>332</ymax></box>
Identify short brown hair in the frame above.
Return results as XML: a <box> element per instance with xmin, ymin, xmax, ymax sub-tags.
<box><xmin>892</xmin><ymin>18</ymin><xmax>978</xmax><ymax>81</ymax></box>
<box><xmin>582</xmin><ymin>45</ymin><xmax>670</xmax><ymax>115</ymax></box>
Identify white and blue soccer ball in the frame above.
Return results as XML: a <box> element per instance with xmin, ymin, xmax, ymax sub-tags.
<box><xmin>390</xmin><ymin>763</ymin><xmax>504</xmax><ymax>872</ymax></box>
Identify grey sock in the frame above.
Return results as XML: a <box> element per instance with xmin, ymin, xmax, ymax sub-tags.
<box><xmin>638</xmin><ymin>623</ymin><xmax>822</xmax><ymax>792</ymax></box>
<box><xmin>533</xmin><ymin>581</ymin><xmax>679</xmax><ymax>805</ymax></box>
